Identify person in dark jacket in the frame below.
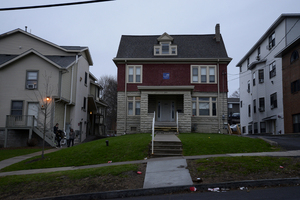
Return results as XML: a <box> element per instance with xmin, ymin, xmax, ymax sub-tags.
<box><xmin>69</xmin><ymin>128</ymin><xmax>75</xmax><ymax>147</ymax></box>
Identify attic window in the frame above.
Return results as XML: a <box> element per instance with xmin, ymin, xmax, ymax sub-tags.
<box><xmin>154</xmin><ymin>32</ymin><xmax>177</xmax><ymax>56</ymax></box>
<box><xmin>154</xmin><ymin>42</ymin><xmax>177</xmax><ymax>56</ymax></box>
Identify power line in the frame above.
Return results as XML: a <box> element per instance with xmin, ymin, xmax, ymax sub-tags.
<box><xmin>0</xmin><ymin>0</ymin><xmax>113</xmax><ymax>11</ymax></box>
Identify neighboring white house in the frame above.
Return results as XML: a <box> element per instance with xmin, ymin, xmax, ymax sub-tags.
<box><xmin>236</xmin><ymin>14</ymin><xmax>300</xmax><ymax>135</ymax></box>
<box><xmin>0</xmin><ymin>28</ymin><xmax>106</xmax><ymax>147</ymax></box>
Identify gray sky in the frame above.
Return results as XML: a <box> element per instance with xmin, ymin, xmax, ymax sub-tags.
<box><xmin>1</xmin><ymin>0</ymin><xmax>300</xmax><ymax>96</ymax></box>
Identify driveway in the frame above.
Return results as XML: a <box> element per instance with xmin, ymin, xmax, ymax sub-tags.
<box><xmin>247</xmin><ymin>134</ymin><xmax>300</xmax><ymax>150</ymax></box>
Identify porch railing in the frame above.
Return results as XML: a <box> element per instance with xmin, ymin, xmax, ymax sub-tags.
<box><xmin>176</xmin><ymin>111</ymin><xmax>179</xmax><ymax>133</ymax></box>
<box><xmin>151</xmin><ymin>111</ymin><xmax>155</xmax><ymax>155</ymax></box>
<box><xmin>6</xmin><ymin>115</ymin><xmax>35</xmax><ymax>128</ymax></box>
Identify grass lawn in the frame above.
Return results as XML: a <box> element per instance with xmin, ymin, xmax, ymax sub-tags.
<box><xmin>178</xmin><ymin>133</ymin><xmax>280</xmax><ymax>156</ymax></box>
<box><xmin>1</xmin><ymin>134</ymin><xmax>151</xmax><ymax>172</ymax></box>
<box><xmin>0</xmin><ymin>148</ymin><xmax>45</xmax><ymax>161</ymax></box>
<box><xmin>1</xmin><ymin>133</ymin><xmax>280</xmax><ymax>172</ymax></box>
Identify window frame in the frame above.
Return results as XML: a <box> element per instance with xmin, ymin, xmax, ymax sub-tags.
<box><xmin>291</xmin><ymin>79</ymin><xmax>300</xmax><ymax>94</ymax></box>
<box><xmin>269</xmin><ymin>61</ymin><xmax>276</xmax><ymax>79</ymax></box>
<box><xmin>154</xmin><ymin>42</ymin><xmax>177</xmax><ymax>56</ymax></box>
<box><xmin>192</xmin><ymin>97</ymin><xmax>217</xmax><ymax>117</ymax></box>
<box><xmin>11</xmin><ymin>100</ymin><xmax>23</xmax><ymax>116</ymax></box>
<box><xmin>270</xmin><ymin>92</ymin><xmax>277</xmax><ymax>109</ymax></box>
<box><xmin>26</xmin><ymin>70</ymin><xmax>38</xmax><ymax>89</ymax></box>
<box><xmin>259</xmin><ymin>97</ymin><xmax>265</xmax><ymax>112</ymax></box>
<box><xmin>291</xmin><ymin>50</ymin><xmax>299</xmax><ymax>64</ymax></box>
<box><xmin>253</xmin><ymin>72</ymin><xmax>256</xmax><ymax>86</ymax></box>
<box><xmin>128</xmin><ymin>96</ymin><xmax>141</xmax><ymax>116</ymax></box>
<box><xmin>127</xmin><ymin>65</ymin><xmax>142</xmax><ymax>83</ymax></box>
<box><xmin>268</xmin><ymin>32</ymin><xmax>275</xmax><ymax>49</ymax></box>
<box><xmin>258</xmin><ymin>69</ymin><xmax>264</xmax><ymax>83</ymax></box>
<box><xmin>191</xmin><ymin>65</ymin><xmax>217</xmax><ymax>84</ymax></box>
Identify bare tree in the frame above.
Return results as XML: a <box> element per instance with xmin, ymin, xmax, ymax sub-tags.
<box><xmin>98</xmin><ymin>75</ymin><xmax>117</xmax><ymax>131</ymax></box>
<box><xmin>229</xmin><ymin>88</ymin><xmax>240</xmax><ymax>98</ymax></box>
<box><xmin>33</xmin><ymin>72</ymin><xmax>54</xmax><ymax>158</ymax></box>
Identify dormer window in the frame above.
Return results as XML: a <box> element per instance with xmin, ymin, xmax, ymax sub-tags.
<box><xmin>154</xmin><ymin>32</ymin><xmax>177</xmax><ymax>56</ymax></box>
<box><xmin>162</xmin><ymin>43</ymin><xmax>169</xmax><ymax>54</ymax></box>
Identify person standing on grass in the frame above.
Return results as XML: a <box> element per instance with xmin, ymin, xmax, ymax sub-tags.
<box><xmin>69</xmin><ymin>128</ymin><xmax>75</xmax><ymax>147</ymax></box>
<box><xmin>53</xmin><ymin>123</ymin><xmax>59</xmax><ymax>147</ymax></box>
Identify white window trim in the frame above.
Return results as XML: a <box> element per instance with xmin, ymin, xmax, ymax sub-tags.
<box><xmin>192</xmin><ymin>97</ymin><xmax>217</xmax><ymax>117</ymax></box>
<box><xmin>127</xmin><ymin>65</ymin><xmax>143</xmax><ymax>83</ymax></box>
<box><xmin>154</xmin><ymin>42</ymin><xmax>177</xmax><ymax>56</ymax></box>
<box><xmin>190</xmin><ymin>65</ymin><xmax>217</xmax><ymax>84</ymax></box>
<box><xmin>128</xmin><ymin>97</ymin><xmax>141</xmax><ymax>116</ymax></box>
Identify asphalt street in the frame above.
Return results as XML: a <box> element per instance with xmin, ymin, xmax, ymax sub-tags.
<box><xmin>112</xmin><ymin>185</ymin><xmax>300</xmax><ymax>200</ymax></box>
<box><xmin>247</xmin><ymin>134</ymin><xmax>300</xmax><ymax>150</ymax></box>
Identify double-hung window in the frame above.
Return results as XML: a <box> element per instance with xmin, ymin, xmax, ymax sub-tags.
<box><xmin>259</xmin><ymin>97</ymin><xmax>265</xmax><ymax>112</ymax></box>
<box><xmin>127</xmin><ymin>65</ymin><xmax>142</xmax><ymax>83</ymax></box>
<box><xmin>128</xmin><ymin>97</ymin><xmax>141</xmax><ymax>116</ymax></box>
<box><xmin>269</xmin><ymin>61</ymin><xmax>276</xmax><ymax>78</ymax></box>
<box><xmin>11</xmin><ymin>101</ymin><xmax>23</xmax><ymax>115</ymax></box>
<box><xmin>259</xmin><ymin>69</ymin><xmax>264</xmax><ymax>83</ymax></box>
<box><xmin>268</xmin><ymin>32</ymin><xmax>275</xmax><ymax>49</ymax></box>
<box><xmin>191</xmin><ymin>65</ymin><xmax>216</xmax><ymax>83</ymax></box>
<box><xmin>26</xmin><ymin>71</ymin><xmax>38</xmax><ymax>89</ymax></box>
<box><xmin>270</xmin><ymin>93</ymin><xmax>277</xmax><ymax>109</ymax></box>
<box><xmin>192</xmin><ymin>97</ymin><xmax>217</xmax><ymax>116</ymax></box>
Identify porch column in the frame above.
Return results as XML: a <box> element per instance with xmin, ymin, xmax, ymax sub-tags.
<box><xmin>4</xmin><ymin>128</ymin><xmax>8</xmax><ymax>148</ymax></box>
<box><xmin>140</xmin><ymin>92</ymin><xmax>152</xmax><ymax>133</ymax></box>
<box><xmin>29</xmin><ymin>128</ymin><xmax>32</xmax><ymax>140</ymax></box>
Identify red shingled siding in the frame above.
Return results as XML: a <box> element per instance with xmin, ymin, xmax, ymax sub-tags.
<box><xmin>117</xmin><ymin>63</ymin><xmax>228</xmax><ymax>92</ymax></box>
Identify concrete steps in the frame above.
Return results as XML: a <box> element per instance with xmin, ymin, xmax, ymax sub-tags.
<box><xmin>149</xmin><ymin>140</ymin><xmax>183</xmax><ymax>158</ymax></box>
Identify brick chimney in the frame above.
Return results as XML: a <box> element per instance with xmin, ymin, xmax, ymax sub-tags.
<box><xmin>215</xmin><ymin>24</ymin><xmax>220</xmax><ymax>42</ymax></box>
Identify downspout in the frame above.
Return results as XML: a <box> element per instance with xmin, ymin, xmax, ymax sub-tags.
<box><xmin>217</xmin><ymin>59</ymin><xmax>220</xmax><ymax>133</ymax></box>
<box><xmin>124</xmin><ymin>60</ymin><xmax>127</xmax><ymax>134</ymax></box>
<box><xmin>63</xmin><ymin>54</ymin><xmax>77</xmax><ymax>132</ymax></box>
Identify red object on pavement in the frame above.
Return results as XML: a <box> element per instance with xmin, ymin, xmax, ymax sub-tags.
<box><xmin>190</xmin><ymin>187</ymin><xmax>197</xmax><ymax>191</ymax></box>
<box><xmin>137</xmin><ymin>171</ymin><xmax>142</xmax><ymax>174</ymax></box>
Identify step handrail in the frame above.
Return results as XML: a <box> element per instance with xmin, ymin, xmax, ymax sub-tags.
<box><xmin>152</xmin><ymin>111</ymin><xmax>155</xmax><ymax>155</ymax></box>
<box><xmin>176</xmin><ymin>111</ymin><xmax>178</xmax><ymax>133</ymax></box>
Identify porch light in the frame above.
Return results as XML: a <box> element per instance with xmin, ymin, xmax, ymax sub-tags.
<box><xmin>90</xmin><ymin>111</ymin><xmax>92</xmax><ymax>114</ymax></box>
<box><xmin>46</xmin><ymin>96</ymin><xmax>50</xmax><ymax>101</ymax></box>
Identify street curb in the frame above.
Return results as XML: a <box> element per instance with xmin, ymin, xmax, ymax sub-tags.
<box><xmin>258</xmin><ymin>136</ymin><xmax>278</xmax><ymax>146</ymax></box>
<box><xmin>35</xmin><ymin>178</ymin><xmax>300</xmax><ymax>200</ymax></box>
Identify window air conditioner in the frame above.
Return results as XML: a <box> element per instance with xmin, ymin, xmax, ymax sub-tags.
<box><xmin>266</xmin><ymin>45</ymin><xmax>271</xmax><ymax>50</ymax></box>
<box><xmin>271</xmin><ymin>104</ymin><xmax>274</xmax><ymax>109</ymax></box>
<box><xmin>259</xmin><ymin>79</ymin><xmax>264</xmax><ymax>83</ymax></box>
<box><xmin>259</xmin><ymin>107</ymin><xmax>264</xmax><ymax>112</ymax></box>
<box><xmin>27</xmin><ymin>84</ymin><xmax>35</xmax><ymax>89</ymax></box>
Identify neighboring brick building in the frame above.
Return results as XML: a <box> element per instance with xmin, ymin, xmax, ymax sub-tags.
<box><xmin>275</xmin><ymin>36</ymin><xmax>300</xmax><ymax>133</ymax></box>
<box><xmin>113</xmin><ymin>24</ymin><xmax>232</xmax><ymax>135</ymax></box>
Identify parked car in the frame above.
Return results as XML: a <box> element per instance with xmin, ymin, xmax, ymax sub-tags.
<box><xmin>231</xmin><ymin>113</ymin><xmax>240</xmax><ymax>119</ymax></box>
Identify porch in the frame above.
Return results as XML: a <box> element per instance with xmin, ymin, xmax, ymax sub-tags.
<box><xmin>4</xmin><ymin>115</ymin><xmax>56</xmax><ymax>148</ymax></box>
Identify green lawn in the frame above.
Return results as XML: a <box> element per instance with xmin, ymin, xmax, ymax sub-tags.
<box><xmin>1</xmin><ymin>133</ymin><xmax>280</xmax><ymax>172</ymax></box>
<box><xmin>178</xmin><ymin>133</ymin><xmax>280</xmax><ymax>156</ymax></box>
<box><xmin>1</xmin><ymin>134</ymin><xmax>151</xmax><ymax>172</ymax></box>
<box><xmin>0</xmin><ymin>148</ymin><xmax>45</xmax><ymax>161</ymax></box>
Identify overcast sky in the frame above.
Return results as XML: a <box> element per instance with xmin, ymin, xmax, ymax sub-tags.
<box><xmin>1</xmin><ymin>0</ymin><xmax>300</xmax><ymax>96</ymax></box>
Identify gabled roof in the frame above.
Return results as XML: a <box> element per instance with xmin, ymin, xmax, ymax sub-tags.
<box><xmin>114</xmin><ymin>33</ymin><xmax>231</xmax><ymax>63</ymax></box>
<box><xmin>0</xmin><ymin>28</ymin><xmax>93</xmax><ymax>65</ymax></box>
<box><xmin>0</xmin><ymin>49</ymin><xmax>76</xmax><ymax>69</ymax></box>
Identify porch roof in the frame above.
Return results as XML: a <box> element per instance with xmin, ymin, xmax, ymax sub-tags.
<box><xmin>137</xmin><ymin>85</ymin><xmax>194</xmax><ymax>90</ymax></box>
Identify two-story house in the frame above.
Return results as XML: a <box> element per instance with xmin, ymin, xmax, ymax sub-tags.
<box><xmin>113</xmin><ymin>24</ymin><xmax>232</xmax><ymax>135</ymax></box>
<box><xmin>236</xmin><ymin>14</ymin><xmax>300</xmax><ymax>135</ymax></box>
<box><xmin>0</xmin><ymin>28</ymin><xmax>107</xmax><ymax>147</ymax></box>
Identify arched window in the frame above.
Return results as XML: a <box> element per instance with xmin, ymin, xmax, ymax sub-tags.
<box><xmin>291</xmin><ymin>50</ymin><xmax>299</xmax><ymax>64</ymax></box>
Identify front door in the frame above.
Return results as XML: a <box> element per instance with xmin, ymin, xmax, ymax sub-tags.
<box><xmin>27</xmin><ymin>102</ymin><xmax>39</xmax><ymax>126</ymax></box>
<box><xmin>158</xmin><ymin>100</ymin><xmax>175</xmax><ymax>122</ymax></box>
